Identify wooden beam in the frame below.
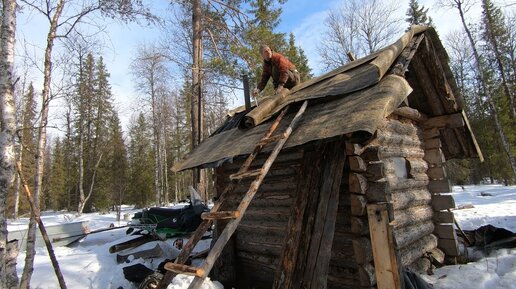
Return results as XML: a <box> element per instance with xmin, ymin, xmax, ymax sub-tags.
<box><xmin>423</xmin><ymin>113</ymin><xmax>464</xmax><ymax>129</ymax></box>
<box><xmin>392</xmin><ymin>107</ymin><xmax>428</xmax><ymax>122</ymax></box>
<box><xmin>361</xmin><ymin>146</ymin><xmax>380</xmax><ymax>162</ymax></box>
<box><xmin>438</xmin><ymin>238</ymin><xmax>459</xmax><ymax>256</ymax></box>
<box><xmin>350</xmin><ymin>194</ymin><xmax>367</xmax><ymax>216</ymax></box>
<box><xmin>272</xmin><ymin>147</ymin><xmax>323</xmax><ymax>289</ymax></box>
<box><xmin>431</xmin><ymin>194</ymin><xmax>455</xmax><ymax>211</ymax></box>
<box><xmin>424</xmin><ymin>138</ymin><xmax>441</xmax><ymax>150</ymax></box>
<box><xmin>424</xmin><ymin>148</ymin><xmax>445</xmax><ymax>165</ymax></box>
<box><xmin>427</xmin><ymin>166</ymin><xmax>446</xmax><ymax>180</ymax></box>
<box><xmin>433</xmin><ymin>211</ymin><xmax>454</xmax><ymax>224</ymax></box>
<box><xmin>352</xmin><ymin>237</ymin><xmax>373</xmax><ymax>265</ymax></box>
<box><xmin>423</xmin><ymin>128</ymin><xmax>440</xmax><ymax>139</ymax></box>
<box><xmin>434</xmin><ymin>224</ymin><xmax>456</xmax><ymax>240</ymax></box>
<box><xmin>346</xmin><ymin>142</ymin><xmax>364</xmax><ymax>156</ymax></box>
<box><xmin>349</xmin><ymin>156</ymin><xmax>367</xmax><ymax>172</ymax></box>
<box><xmin>349</xmin><ymin>172</ymin><xmax>368</xmax><ymax>194</ymax></box>
<box><xmin>428</xmin><ymin>180</ymin><xmax>451</xmax><ymax>194</ymax></box>
<box><xmin>365</xmin><ymin>162</ymin><xmax>385</xmax><ymax>182</ymax></box>
<box><xmin>367</xmin><ymin>204</ymin><xmax>402</xmax><ymax>289</ymax></box>
<box><xmin>351</xmin><ymin>216</ymin><xmax>369</xmax><ymax>236</ymax></box>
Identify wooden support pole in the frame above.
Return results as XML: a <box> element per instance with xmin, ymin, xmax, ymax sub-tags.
<box><xmin>367</xmin><ymin>203</ymin><xmax>402</xmax><ymax>289</ymax></box>
<box><xmin>16</xmin><ymin>162</ymin><xmax>68</xmax><ymax>289</ymax></box>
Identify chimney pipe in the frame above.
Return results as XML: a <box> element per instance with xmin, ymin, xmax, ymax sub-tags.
<box><xmin>242</xmin><ymin>73</ymin><xmax>251</xmax><ymax>111</ymax></box>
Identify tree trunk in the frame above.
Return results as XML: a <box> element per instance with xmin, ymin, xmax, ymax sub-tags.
<box><xmin>19</xmin><ymin>0</ymin><xmax>64</xmax><ymax>286</ymax></box>
<box><xmin>456</xmin><ymin>0</ymin><xmax>516</xmax><ymax>179</ymax></box>
<box><xmin>482</xmin><ymin>0</ymin><xmax>515</xmax><ymax>118</ymax></box>
<box><xmin>0</xmin><ymin>1</ymin><xmax>19</xmax><ymax>287</ymax></box>
<box><xmin>191</xmin><ymin>0</ymin><xmax>206</xmax><ymax>196</ymax></box>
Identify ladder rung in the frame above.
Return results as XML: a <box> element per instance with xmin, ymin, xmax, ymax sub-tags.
<box><xmin>257</xmin><ymin>133</ymin><xmax>286</xmax><ymax>146</ymax></box>
<box><xmin>164</xmin><ymin>262</ymin><xmax>205</xmax><ymax>277</ymax></box>
<box><xmin>229</xmin><ymin>168</ymin><xmax>262</xmax><ymax>180</ymax></box>
<box><xmin>201</xmin><ymin>211</ymin><xmax>240</xmax><ymax>220</ymax></box>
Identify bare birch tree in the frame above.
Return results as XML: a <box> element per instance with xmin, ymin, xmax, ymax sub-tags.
<box><xmin>0</xmin><ymin>0</ymin><xmax>19</xmax><ymax>288</ymax></box>
<box><xmin>17</xmin><ymin>1</ymin><xmax>157</xmax><ymax>286</ymax></box>
<box><xmin>130</xmin><ymin>43</ymin><xmax>172</xmax><ymax>206</ymax></box>
<box><xmin>318</xmin><ymin>0</ymin><xmax>404</xmax><ymax>70</ymax></box>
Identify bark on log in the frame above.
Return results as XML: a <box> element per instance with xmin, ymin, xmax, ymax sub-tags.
<box><xmin>392</xmin><ymin>107</ymin><xmax>428</xmax><ymax>122</ymax></box>
<box><xmin>399</xmin><ymin>234</ymin><xmax>438</xmax><ymax>266</ymax></box>
<box><xmin>391</xmin><ymin>189</ymin><xmax>432</xmax><ymax>210</ymax></box>
<box><xmin>394</xmin><ymin>220</ymin><xmax>435</xmax><ymax>249</ymax></box>
<box><xmin>392</xmin><ymin>206</ymin><xmax>433</xmax><ymax>229</ymax></box>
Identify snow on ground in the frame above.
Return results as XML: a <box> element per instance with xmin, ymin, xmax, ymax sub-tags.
<box><xmin>7</xmin><ymin>185</ymin><xmax>516</xmax><ymax>289</ymax></box>
<box><xmin>420</xmin><ymin>185</ymin><xmax>516</xmax><ymax>289</ymax></box>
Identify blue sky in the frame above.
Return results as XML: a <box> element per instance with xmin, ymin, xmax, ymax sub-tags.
<box><xmin>16</xmin><ymin>0</ymin><xmax>502</xmax><ymax>134</ymax></box>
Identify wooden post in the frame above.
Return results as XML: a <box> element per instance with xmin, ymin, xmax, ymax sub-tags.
<box><xmin>367</xmin><ymin>203</ymin><xmax>401</xmax><ymax>289</ymax></box>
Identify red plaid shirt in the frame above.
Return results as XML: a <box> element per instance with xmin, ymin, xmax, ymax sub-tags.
<box><xmin>257</xmin><ymin>52</ymin><xmax>296</xmax><ymax>90</ymax></box>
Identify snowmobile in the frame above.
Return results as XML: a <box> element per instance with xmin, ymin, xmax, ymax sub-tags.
<box><xmin>126</xmin><ymin>194</ymin><xmax>209</xmax><ymax>238</ymax></box>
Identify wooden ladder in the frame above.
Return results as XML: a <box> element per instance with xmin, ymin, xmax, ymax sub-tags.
<box><xmin>156</xmin><ymin>100</ymin><xmax>308</xmax><ymax>289</ymax></box>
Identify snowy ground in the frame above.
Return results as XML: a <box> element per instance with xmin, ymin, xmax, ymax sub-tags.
<box><xmin>7</xmin><ymin>184</ymin><xmax>516</xmax><ymax>289</ymax></box>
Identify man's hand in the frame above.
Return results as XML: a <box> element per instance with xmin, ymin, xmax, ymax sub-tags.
<box><xmin>252</xmin><ymin>88</ymin><xmax>260</xmax><ymax>97</ymax></box>
<box><xmin>275</xmin><ymin>85</ymin><xmax>284</xmax><ymax>95</ymax></box>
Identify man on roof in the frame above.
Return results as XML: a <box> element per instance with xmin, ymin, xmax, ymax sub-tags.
<box><xmin>252</xmin><ymin>44</ymin><xmax>300</xmax><ymax>97</ymax></box>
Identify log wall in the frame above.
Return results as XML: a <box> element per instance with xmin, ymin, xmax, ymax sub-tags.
<box><xmin>348</xmin><ymin>114</ymin><xmax>445</xmax><ymax>288</ymax></box>
<box><xmin>213</xmin><ymin>148</ymin><xmax>304</xmax><ymax>288</ymax></box>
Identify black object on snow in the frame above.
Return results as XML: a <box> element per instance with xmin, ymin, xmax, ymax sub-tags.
<box><xmin>122</xmin><ymin>264</ymin><xmax>155</xmax><ymax>283</ymax></box>
<box><xmin>463</xmin><ymin>224</ymin><xmax>516</xmax><ymax>250</ymax></box>
<box><xmin>402</xmin><ymin>268</ymin><xmax>433</xmax><ymax>289</ymax></box>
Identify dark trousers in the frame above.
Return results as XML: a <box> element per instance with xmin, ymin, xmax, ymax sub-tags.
<box><xmin>272</xmin><ymin>68</ymin><xmax>300</xmax><ymax>89</ymax></box>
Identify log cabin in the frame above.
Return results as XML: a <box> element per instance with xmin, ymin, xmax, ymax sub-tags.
<box><xmin>172</xmin><ymin>26</ymin><xmax>483</xmax><ymax>289</ymax></box>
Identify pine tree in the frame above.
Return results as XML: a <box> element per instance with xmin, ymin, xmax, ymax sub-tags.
<box><xmin>106</xmin><ymin>112</ymin><xmax>128</xmax><ymax>219</ymax></box>
<box><xmin>481</xmin><ymin>0</ymin><xmax>515</xmax><ymax>119</ymax></box>
<box><xmin>13</xmin><ymin>83</ymin><xmax>37</xmax><ymax>216</ymax></box>
<box><xmin>47</xmin><ymin>138</ymin><xmax>66</xmax><ymax>210</ymax></box>
<box><xmin>285</xmin><ymin>33</ymin><xmax>312</xmax><ymax>82</ymax></box>
<box><xmin>405</xmin><ymin>0</ymin><xmax>433</xmax><ymax>28</ymax></box>
<box><xmin>127</xmin><ymin>113</ymin><xmax>154</xmax><ymax>208</ymax></box>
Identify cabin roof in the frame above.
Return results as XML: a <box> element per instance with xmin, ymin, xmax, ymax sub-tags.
<box><xmin>172</xmin><ymin>26</ymin><xmax>482</xmax><ymax>172</ymax></box>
